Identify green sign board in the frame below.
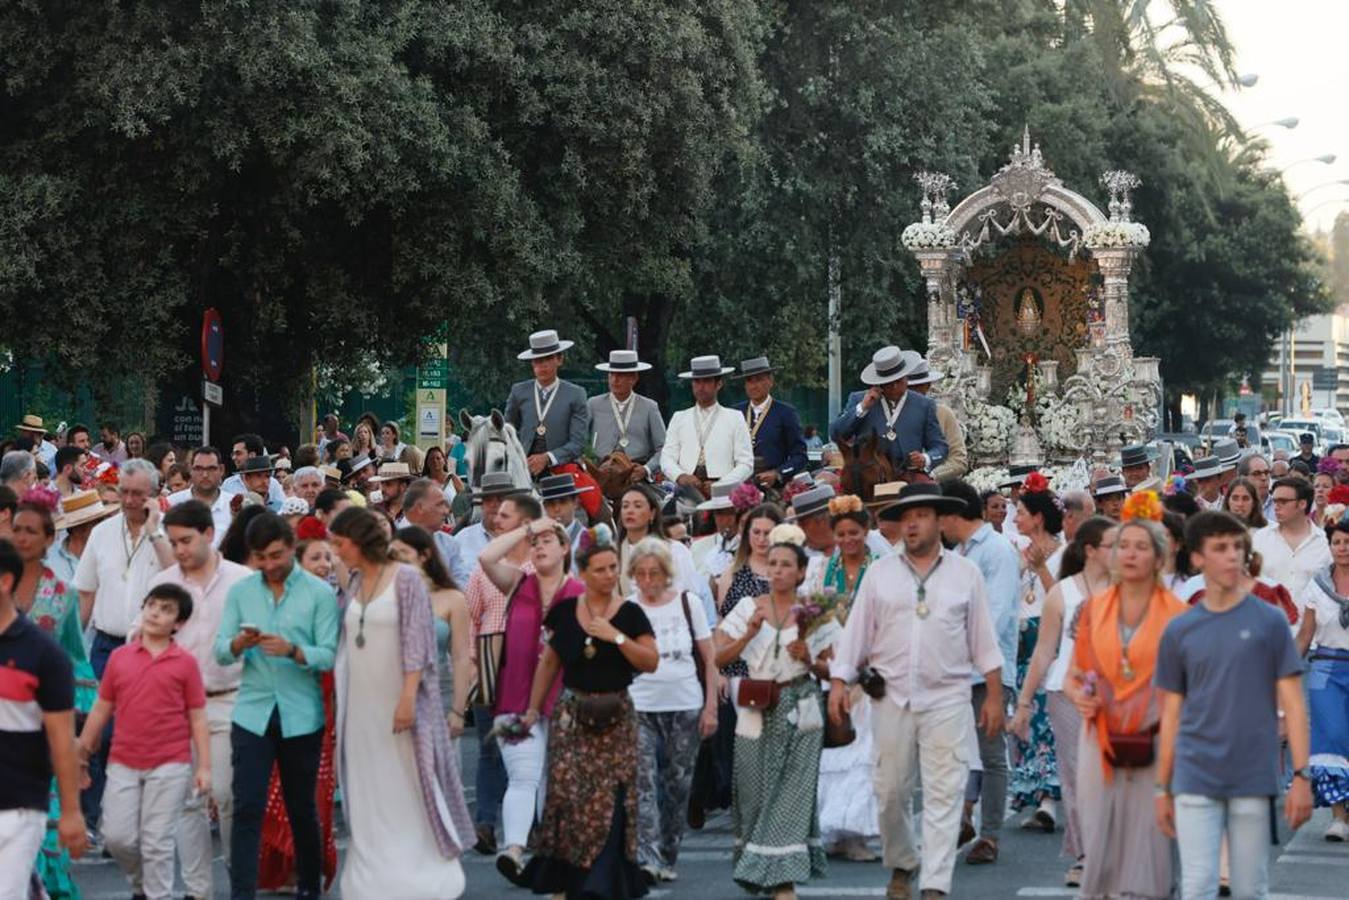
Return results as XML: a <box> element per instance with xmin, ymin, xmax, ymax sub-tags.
<box><xmin>418</xmin><ymin>359</ymin><xmax>449</xmax><ymax>389</ymax></box>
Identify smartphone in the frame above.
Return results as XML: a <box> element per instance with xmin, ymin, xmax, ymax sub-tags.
<box><xmin>239</xmin><ymin>623</ymin><xmax>261</xmax><ymax>636</ymax></box>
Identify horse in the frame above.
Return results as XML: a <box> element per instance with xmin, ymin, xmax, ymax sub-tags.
<box><xmin>837</xmin><ymin>436</ymin><xmax>897</xmax><ymax>502</ymax></box>
<box><xmin>459</xmin><ymin>409</ymin><xmax>532</xmax><ymax>493</ymax></box>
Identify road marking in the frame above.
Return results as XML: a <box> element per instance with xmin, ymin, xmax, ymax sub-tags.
<box><xmin>1275</xmin><ymin>853</ymin><xmax>1349</xmax><ymax>866</ymax></box>
<box><xmin>1016</xmin><ymin>890</ymin><xmax>1077</xmax><ymax>897</ymax></box>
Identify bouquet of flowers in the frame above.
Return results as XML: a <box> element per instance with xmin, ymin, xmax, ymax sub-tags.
<box><xmin>792</xmin><ymin>588</ymin><xmax>849</xmax><ymax>639</ymax></box>
<box><xmin>486</xmin><ymin>713</ymin><xmax>533</xmax><ymax>745</ymax></box>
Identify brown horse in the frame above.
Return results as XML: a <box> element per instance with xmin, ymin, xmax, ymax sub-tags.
<box><xmin>837</xmin><ymin>436</ymin><xmax>897</xmax><ymax>501</ymax></box>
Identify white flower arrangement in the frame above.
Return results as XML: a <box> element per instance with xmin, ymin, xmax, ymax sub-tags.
<box><xmin>316</xmin><ymin>356</ymin><xmax>396</xmax><ymax>404</ymax></box>
<box><xmin>900</xmin><ymin>221</ymin><xmax>957</xmax><ymax>250</ymax></box>
<box><xmin>965</xmin><ymin>461</ymin><xmax>1091</xmax><ymax>495</ymax></box>
<box><xmin>960</xmin><ymin>399</ymin><xmax>1016</xmax><ymax>460</ymax></box>
<box><xmin>1083</xmin><ymin>221</ymin><xmax>1150</xmax><ymax>249</ymax></box>
<box><xmin>1036</xmin><ymin>394</ymin><xmax>1083</xmax><ymax>454</ymax></box>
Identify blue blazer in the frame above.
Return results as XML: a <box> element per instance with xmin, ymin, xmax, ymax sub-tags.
<box><xmin>829</xmin><ymin>389</ymin><xmax>948</xmax><ymax>468</ymax></box>
<box><xmin>733</xmin><ymin>399</ymin><xmax>808</xmax><ymax>479</ymax></box>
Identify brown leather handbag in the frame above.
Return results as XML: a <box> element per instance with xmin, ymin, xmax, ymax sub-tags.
<box><xmin>824</xmin><ymin>709</ymin><xmax>856</xmax><ymax>748</ymax></box>
<box><xmin>575</xmin><ymin>693</ymin><xmax>626</xmax><ymax>733</ymax></box>
<box><xmin>736</xmin><ymin>678</ymin><xmax>781</xmax><ymax>711</ymax></box>
<box><xmin>1107</xmin><ymin>726</ymin><xmax>1158</xmax><ymax>769</ymax></box>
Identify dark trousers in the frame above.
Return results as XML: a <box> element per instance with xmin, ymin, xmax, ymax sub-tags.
<box><xmin>964</xmin><ymin>682</ymin><xmax>1009</xmax><ymax>837</ymax></box>
<box><xmin>85</xmin><ymin>629</ymin><xmax>124</xmax><ymax>829</ymax></box>
<box><xmin>473</xmin><ymin>703</ymin><xmax>507</xmax><ymax>828</ymax></box>
<box><xmin>229</xmin><ymin>710</ymin><xmax>322</xmax><ymax>900</ymax></box>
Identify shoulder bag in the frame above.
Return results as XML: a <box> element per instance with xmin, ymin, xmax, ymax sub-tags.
<box><xmin>1107</xmin><ymin>725</ymin><xmax>1159</xmax><ymax>768</ymax></box>
<box><xmin>679</xmin><ymin>591</ymin><xmax>707</xmax><ymax>700</ymax></box>
<box><xmin>469</xmin><ymin>577</ymin><xmax>524</xmax><ymax>710</ymax></box>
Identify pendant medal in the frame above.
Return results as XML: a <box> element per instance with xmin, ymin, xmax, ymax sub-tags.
<box><xmin>536</xmin><ymin>425</ymin><xmax>548</xmax><ymax>436</ymax></box>
<box><xmin>618</xmin><ymin>437</ymin><xmax>630</xmax><ymax>448</ymax></box>
<box><xmin>885</xmin><ymin>429</ymin><xmax>897</xmax><ymax>441</ymax></box>
<box><xmin>915</xmin><ymin>586</ymin><xmax>930</xmax><ymax>619</ymax></box>
<box><xmin>583</xmin><ymin>638</ymin><xmax>597</xmax><ymax>659</ymax></box>
<box><xmin>355</xmin><ymin>633</ymin><xmax>366</xmax><ymax>649</ymax></box>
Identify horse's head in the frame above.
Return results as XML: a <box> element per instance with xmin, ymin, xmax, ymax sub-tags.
<box><xmin>838</xmin><ymin>437</ymin><xmax>895</xmax><ymax>502</ymax></box>
<box><xmin>462</xmin><ymin>408</ymin><xmax>531</xmax><ymax>490</ymax></box>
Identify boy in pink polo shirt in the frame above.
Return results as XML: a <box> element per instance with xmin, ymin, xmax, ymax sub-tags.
<box><xmin>78</xmin><ymin>584</ymin><xmax>209</xmax><ymax>900</ymax></box>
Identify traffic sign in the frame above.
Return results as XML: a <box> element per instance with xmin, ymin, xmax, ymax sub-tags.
<box><xmin>203</xmin><ymin>380</ymin><xmax>223</xmax><ymax>406</ymax></box>
<box><xmin>418</xmin><ymin>358</ymin><xmax>449</xmax><ymax>390</ymax></box>
<box><xmin>1312</xmin><ymin>368</ymin><xmax>1338</xmax><ymax>391</ymax></box>
<box><xmin>201</xmin><ymin>309</ymin><xmax>224</xmax><ymax>382</ymax></box>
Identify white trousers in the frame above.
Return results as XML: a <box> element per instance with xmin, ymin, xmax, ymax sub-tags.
<box><xmin>177</xmin><ymin>693</ymin><xmax>235</xmax><ymax>896</ymax></box>
<box><xmin>103</xmin><ymin>761</ymin><xmax>193</xmax><ymax>900</ymax></box>
<box><xmin>872</xmin><ymin>700</ymin><xmax>974</xmax><ymax>895</ymax></box>
<box><xmin>0</xmin><ymin>808</ymin><xmax>46</xmax><ymax>900</ymax></box>
<box><xmin>495</xmin><ymin>717</ymin><xmax>548</xmax><ymax>850</ymax></box>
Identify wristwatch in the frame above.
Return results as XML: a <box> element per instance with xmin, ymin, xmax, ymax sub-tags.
<box><xmin>614</xmin><ymin>633</ymin><xmax>627</xmax><ymax>647</ymax></box>
<box><xmin>1154</xmin><ymin>783</ymin><xmax>1171</xmax><ymax>797</ymax></box>
<box><xmin>289</xmin><ymin>643</ymin><xmax>302</xmax><ymax>662</ymax></box>
<box><xmin>1292</xmin><ymin>767</ymin><xmax>1311</xmax><ymax>782</ymax></box>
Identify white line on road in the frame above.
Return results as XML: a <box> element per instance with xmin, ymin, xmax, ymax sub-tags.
<box><xmin>1275</xmin><ymin>853</ymin><xmax>1349</xmax><ymax>866</ymax></box>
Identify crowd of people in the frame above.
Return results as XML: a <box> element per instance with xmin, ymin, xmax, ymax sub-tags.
<box><xmin>0</xmin><ymin>332</ymin><xmax>1342</xmax><ymax>900</ymax></box>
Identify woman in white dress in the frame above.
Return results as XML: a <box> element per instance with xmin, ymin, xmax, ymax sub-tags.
<box><xmin>801</xmin><ymin>495</ymin><xmax>879</xmax><ymax>861</ymax></box>
<box><xmin>329</xmin><ymin>507</ymin><xmax>473</xmax><ymax>899</ymax></box>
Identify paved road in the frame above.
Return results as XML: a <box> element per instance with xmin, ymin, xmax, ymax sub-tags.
<box><xmin>71</xmin><ymin>741</ymin><xmax>1349</xmax><ymax>900</ymax></box>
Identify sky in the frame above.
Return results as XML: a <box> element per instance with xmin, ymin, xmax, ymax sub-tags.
<box><xmin>1217</xmin><ymin>0</ymin><xmax>1349</xmax><ymax>233</ymax></box>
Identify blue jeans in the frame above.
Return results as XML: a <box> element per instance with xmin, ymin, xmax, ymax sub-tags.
<box><xmin>1175</xmin><ymin>794</ymin><xmax>1272</xmax><ymax>900</ymax></box>
<box><xmin>228</xmin><ymin>710</ymin><xmax>322</xmax><ymax>900</ymax></box>
<box><xmin>473</xmin><ymin>703</ymin><xmax>507</xmax><ymax>829</ymax></box>
<box><xmin>85</xmin><ymin>630</ymin><xmax>125</xmax><ymax>829</ymax></box>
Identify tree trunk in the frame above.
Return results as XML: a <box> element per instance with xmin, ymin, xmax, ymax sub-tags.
<box><xmin>627</xmin><ymin>292</ymin><xmax>677</xmax><ymax>415</ymax></box>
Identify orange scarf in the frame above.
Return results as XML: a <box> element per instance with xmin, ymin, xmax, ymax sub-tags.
<box><xmin>1072</xmin><ymin>583</ymin><xmax>1188</xmax><ymax>778</ymax></box>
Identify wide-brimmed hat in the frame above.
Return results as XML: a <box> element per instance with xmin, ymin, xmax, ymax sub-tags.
<box><xmin>998</xmin><ymin>464</ymin><xmax>1039</xmax><ymax>490</ymax></box>
<box><xmin>787</xmin><ymin>485</ymin><xmax>836</xmax><ymax>521</ymax></box>
<box><xmin>1091</xmin><ymin>474</ymin><xmax>1128</xmax><ymax>497</ymax></box>
<box><xmin>239</xmin><ymin>456</ymin><xmax>276</xmax><ymax>476</ymax></box>
<box><xmin>1211</xmin><ymin>438</ymin><xmax>1241</xmax><ymax>469</ymax></box>
<box><xmin>594</xmin><ymin>349</ymin><xmax>651</xmax><ymax>373</ymax></box>
<box><xmin>472</xmin><ymin>471</ymin><xmax>528</xmax><ymax>503</ymax></box>
<box><xmin>678</xmin><ymin>355</ymin><xmax>735</xmax><ymax>380</ymax></box>
<box><xmin>1190</xmin><ymin>456</ymin><xmax>1224</xmax><ymax>481</ymax></box>
<box><xmin>517</xmin><ymin>329</ymin><xmax>574</xmax><ymax>361</ymax></box>
<box><xmin>1119</xmin><ymin>444</ymin><xmax>1151</xmax><ymax>469</ymax></box>
<box><xmin>861</xmin><ymin>346</ymin><xmax>923</xmax><ymax>386</ymax></box>
<box><xmin>320</xmin><ymin>464</ymin><xmax>343</xmax><ymax>483</ymax></box>
<box><xmin>696</xmin><ymin>481</ymin><xmax>740</xmax><ymax>512</ymax></box>
<box><xmin>16</xmin><ymin>414</ymin><xmax>46</xmax><ymax>434</ymax></box>
<box><xmin>369</xmin><ymin>461</ymin><xmax>414</xmax><ymax>483</ymax></box>
<box><xmin>539</xmin><ymin>473</ymin><xmax>592</xmax><ymax>501</ymax></box>
<box><xmin>340</xmin><ymin>456</ymin><xmax>375</xmax><ymax>484</ymax></box>
<box><xmin>906</xmin><ymin>360</ymin><xmax>944</xmax><ymax>387</ymax></box>
<box><xmin>865</xmin><ymin>481</ymin><xmax>906</xmax><ymax>508</ymax></box>
<box><xmin>735</xmin><ymin>356</ymin><xmax>777</xmax><ymax>379</ymax></box>
<box><xmin>54</xmin><ymin>489</ymin><xmax>118</xmax><ymax>530</ymax></box>
<box><xmin>874</xmin><ymin>482</ymin><xmax>967</xmax><ymax>521</ymax></box>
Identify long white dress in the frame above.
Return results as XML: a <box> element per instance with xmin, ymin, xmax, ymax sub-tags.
<box><xmin>339</xmin><ymin>585</ymin><xmax>466</xmax><ymax>899</ymax></box>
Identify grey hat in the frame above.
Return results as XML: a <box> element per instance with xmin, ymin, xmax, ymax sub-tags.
<box><xmin>696</xmin><ymin>481</ymin><xmax>741</xmax><ymax>512</ymax></box>
<box><xmin>1091</xmin><ymin>474</ymin><xmax>1128</xmax><ymax>497</ymax></box>
<box><xmin>595</xmin><ymin>349</ymin><xmax>652</xmax><ymax>373</ymax></box>
<box><xmin>517</xmin><ymin>329</ymin><xmax>574</xmax><ymax>361</ymax></box>
<box><xmin>679</xmin><ymin>355</ymin><xmax>735</xmax><ymax>380</ymax></box>
<box><xmin>998</xmin><ymin>464</ymin><xmax>1039</xmax><ymax>490</ymax></box>
<box><xmin>736</xmin><ymin>356</ymin><xmax>777</xmax><ymax>379</ymax></box>
<box><xmin>472</xmin><ymin>471</ymin><xmax>529</xmax><ymax>502</ymax></box>
<box><xmin>1190</xmin><ymin>456</ymin><xmax>1224</xmax><ymax>480</ymax></box>
<box><xmin>538</xmin><ymin>473</ymin><xmax>592</xmax><ymax>501</ymax></box>
<box><xmin>1211</xmin><ymin>437</ymin><xmax>1241</xmax><ymax>469</ymax></box>
<box><xmin>1119</xmin><ymin>444</ymin><xmax>1151</xmax><ymax>469</ymax></box>
<box><xmin>861</xmin><ymin>346</ymin><xmax>923</xmax><ymax>386</ymax></box>
<box><xmin>239</xmin><ymin>456</ymin><xmax>276</xmax><ymax>475</ymax></box>
<box><xmin>906</xmin><ymin>360</ymin><xmax>944</xmax><ymax>387</ymax></box>
<box><xmin>787</xmin><ymin>485</ymin><xmax>836</xmax><ymax>520</ymax></box>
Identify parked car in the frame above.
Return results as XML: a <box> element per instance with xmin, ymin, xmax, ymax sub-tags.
<box><xmin>1314</xmin><ymin>408</ymin><xmax>1346</xmax><ymax>428</ymax></box>
<box><xmin>1263</xmin><ymin>430</ymin><xmax>1298</xmax><ymax>456</ymax></box>
<box><xmin>1200</xmin><ymin>419</ymin><xmax>1262</xmax><ymax>451</ymax></box>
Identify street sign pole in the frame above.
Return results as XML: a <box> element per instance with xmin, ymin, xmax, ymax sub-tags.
<box><xmin>416</xmin><ymin>342</ymin><xmax>449</xmax><ymax>453</ymax></box>
<box><xmin>201</xmin><ymin>309</ymin><xmax>224</xmax><ymax>447</ymax></box>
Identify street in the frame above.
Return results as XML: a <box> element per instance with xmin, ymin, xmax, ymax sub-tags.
<box><xmin>71</xmin><ymin>736</ymin><xmax>1349</xmax><ymax>899</ymax></box>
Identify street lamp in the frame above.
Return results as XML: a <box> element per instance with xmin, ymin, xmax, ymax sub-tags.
<box><xmin>1297</xmin><ymin>179</ymin><xmax>1349</xmax><ymax>200</ymax></box>
<box><xmin>1304</xmin><ymin>195</ymin><xmax>1349</xmax><ymax>218</ymax></box>
<box><xmin>1252</xmin><ymin>117</ymin><xmax>1301</xmax><ymax>130</ymax></box>
<box><xmin>1280</xmin><ymin>154</ymin><xmax>1337</xmax><ymax>173</ymax></box>
<box><xmin>1236</xmin><ymin>73</ymin><xmax>1259</xmax><ymax>88</ymax></box>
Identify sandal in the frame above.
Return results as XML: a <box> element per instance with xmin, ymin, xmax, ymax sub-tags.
<box><xmin>964</xmin><ymin>836</ymin><xmax>998</xmax><ymax>865</ymax></box>
<box><xmin>1064</xmin><ymin>860</ymin><xmax>1084</xmax><ymax>887</ymax></box>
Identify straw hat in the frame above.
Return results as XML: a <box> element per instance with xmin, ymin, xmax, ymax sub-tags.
<box><xmin>54</xmin><ymin>490</ymin><xmax>118</xmax><ymax>530</ymax></box>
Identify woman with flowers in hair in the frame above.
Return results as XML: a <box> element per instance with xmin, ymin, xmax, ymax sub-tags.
<box><xmin>11</xmin><ymin>487</ymin><xmax>97</xmax><ymax>899</ymax></box>
<box><xmin>520</xmin><ymin>527</ymin><xmax>658</xmax><ymax>898</ymax></box>
<box><xmin>802</xmin><ymin>494</ymin><xmax>880</xmax><ymax>861</ymax></box>
<box><xmin>1063</xmin><ymin>495</ymin><xmax>1187</xmax><ymax>900</ymax></box>
<box><xmin>1009</xmin><ymin>471</ymin><xmax>1064</xmax><ymax>829</ymax></box>
<box><xmin>715</xmin><ymin>527</ymin><xmax>828</xmax><ymax>898</ymax></box>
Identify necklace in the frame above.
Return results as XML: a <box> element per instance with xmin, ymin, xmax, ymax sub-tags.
<box><xmin>1117</xmin><ymin>592</ymin><xmax>1150</xmax><ymax>680</ymax></box>
<box><xmin>902</xmin><ymin>553</ymin><xmax>944</xmax><ymax>619</ymax></box>
<box><xmin>122</xmin><ymin>517</ymin><xmax>147</xmax><ymax>577</ymax></box>
<box><xmin>767</xmin><ymin>595</ymin><xmax>790</xmax><ymax>658</ymax></box>
<box><xmin>354</xmin><ymin>564</ymin><xmax>389</xmax><ymax>649</ymax></box>
<box><xmin>880</xmin><ymin>395</ymin><xmax>905</xmax><ymax>442</ymax></box>
<box><xmin>609</xmin><ymin>392</ymin><xmax>636</xmax><ymax>449</ymax></box>
<box><xmin>534</xmin><ymin>381</ymin><xmax>560</xmax><ymax>436</ymax></box>
<box><xmin>582</xmin><ymin>595</ymin><xmax>612</xmax><ymax>660</ymax></box>
<box><xmin>745</xmin><ymin>397</ymin><xmax>773</xmax><ymax>445</ymax></box>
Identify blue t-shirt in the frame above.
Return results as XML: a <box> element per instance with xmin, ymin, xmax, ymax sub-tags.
<box><xmin>1154</xmin><ymin>595</ymin><xmax>1303</xmax><ymax>797</ymax></box>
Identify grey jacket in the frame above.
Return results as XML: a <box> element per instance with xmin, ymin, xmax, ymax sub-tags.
<box><xmin>588</xmin><ymin>392</ymin><xmax>666</xmax><ymax>475</ymax></box>
<box><xmin>505</xmin><ymin>379</ymin><xmax>591</xmax><ymax>466</ymax></box>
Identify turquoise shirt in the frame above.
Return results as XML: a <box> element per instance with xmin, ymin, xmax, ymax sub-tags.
<box><xmin>214</xmin><ymin>564</ymin><xmax>338</xmax><ymax>738</ymax></box>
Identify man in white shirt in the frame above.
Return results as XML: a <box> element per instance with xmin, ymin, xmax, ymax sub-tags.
<box><xmin>1252</xmin><ymin>476</ymin><xmax>1330</xmax><ymax>610</ymax></box>
<box><xmin>661</xmin><ymin>355</ymin><xmax>754</xmax><ymax>497</ymax></box>
<box><xmin>137</xmin><ymin>500</ymin><xmax>251</xmax><ymax>899</ymax></box>
<box><xmin>167</xmin><ymin>446</ymin><xmax>236</xmax><ymax>547</ymax></box>
<box><xmin>690</xmin><ymin>482</ymin><xmax>741</xmax><ymax>581</ymax></box>
<box><xmin>222</xmin><ymin>433</ymin><xmax>286</xmax><ymax>508</ymax></box>
<box><xmin>73</xmin><ymin>459</ymin><xmax>174</xmax><ymax>832</ymax></box>
<box><xmin>450</xmin><ymin>472</ymin><xmax>526</xmax><ymax>587</ymax></box>
<box><xmin>829</xmin><ymin>482</ymin><xmax>1004</xmax><ymax>900</ymax></box>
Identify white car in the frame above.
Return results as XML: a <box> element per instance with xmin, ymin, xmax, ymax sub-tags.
<box><xmin>1262</xmin><ymin>430</ymin><xmax>1298</xmax><ymax>456</ymax></box>
<box><xmin>1314</xmin><ymin>408</ymin><xmax>1345</xmax><ymax>428</ymax></box>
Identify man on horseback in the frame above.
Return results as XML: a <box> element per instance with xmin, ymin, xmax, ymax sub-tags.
<box><xmin>504</xmin><ymin>329</ymin><xmax>591</xmax><ymax>478</ymax></box>
<box><xmin>661</xmin><ymin>355</ymin><xmax>754</xmax><ymax>498</ymax></box>
<box><xmin>733</xmin><ymin>355</ymin><xmax>807</xmax><ymax>489</ymax></box>
<box><xmin>829</xmin><ymin>345</ymin><xmax>948</xmax><ymax>482</ymax></box>
<box><xmin>588</xmin><ymin>349</ymin><xmax>666</xmax><ymax>483</ymax></box>
<box><xmin>905</xmin><ymin>360</ymin><xmax>968</xmax><ymax>480</ymax></box>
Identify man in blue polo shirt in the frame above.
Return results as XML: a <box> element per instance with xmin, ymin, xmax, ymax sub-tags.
<box><xmin>215</xmin><ymin>513</ymin><xmax>337</xmax><ymax>900</ymax></box>
<box><xmin>0</xmin><ymin>538</ymin><xmax>87</xmax><ymax>895</ymax></box>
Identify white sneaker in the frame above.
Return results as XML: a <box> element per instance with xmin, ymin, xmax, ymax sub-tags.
<box><xmin>1325</xmin><ymin>819</ymin><xmax>1349</xmax><ymax>842</ymax></box>
<box><xmin>658</xmin><ymin>867</ymin><xmax>679</xmax><ymax>882</ymax></box>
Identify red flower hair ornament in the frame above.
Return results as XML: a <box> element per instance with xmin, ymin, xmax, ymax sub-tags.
<box><xmin>1022</xmin><ymin>471</ymin><xmax>1050</xmax><ymax>494</ymax></box>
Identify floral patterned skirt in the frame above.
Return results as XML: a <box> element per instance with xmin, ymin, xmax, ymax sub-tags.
<box><xmin>1309</xmin><ymin>657</ymin><xmax>1349</xmax><ymax>807</ymax></box>
<box><xmin>1009</xmin><ymin>617</ymin><xmax>1061</xmax><ymax>809</ymax></box>
<box><xmin>523</xmin><ymin>690</ymin><xmax>647</xmax><ymax>899</ymax></box>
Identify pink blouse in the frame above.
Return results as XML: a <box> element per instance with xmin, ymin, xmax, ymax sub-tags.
<box><xmin>494</xmin><ymin>572</ymin><xmax>584</xmax><ymax>716</ymax></box>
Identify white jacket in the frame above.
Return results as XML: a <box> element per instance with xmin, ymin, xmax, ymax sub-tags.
<box><xmin>661</xmin><ymin>404</ymin><xmax>754</xmax><ymax>485</ymax></box>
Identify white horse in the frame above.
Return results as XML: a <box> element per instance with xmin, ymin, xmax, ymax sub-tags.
<box><xmin>459</xmin><ymin>409</ymin><xmax>532</xmax><ymax>493</ymax></box>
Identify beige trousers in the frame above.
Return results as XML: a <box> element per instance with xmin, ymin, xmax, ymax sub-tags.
<box><xmin>103</xmin><ymin>761</ymin><xmax>194</xmax><ymax>900</ymax></box>
<box><xmin>177</xmin><ymin>692</ymin><xmax>235</xmax><ymax>896</ymax></box>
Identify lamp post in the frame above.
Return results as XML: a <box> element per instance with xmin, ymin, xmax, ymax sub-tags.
<box><xmin>1303</xmin><ymin>196</ymin><xmax>1349</xmax><ymax>219</ymax></box>
<box><xmin>1297</xmin><ymin>180</ymin><xmax>1349</xmax><ymax>201</ymax></box>
<box><xmin>1279</xmin><ymin>154</ymin><xmax>1337</xmax><ymax>174</ymax></box>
